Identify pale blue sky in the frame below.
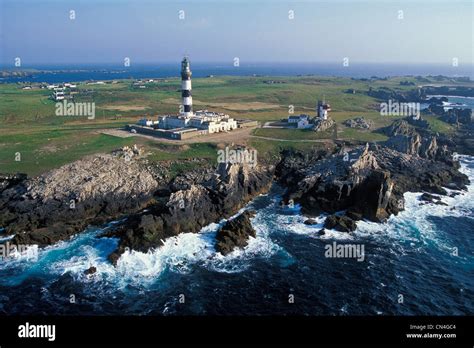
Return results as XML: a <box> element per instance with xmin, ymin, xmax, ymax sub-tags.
<box><xmin>0</xmin><ymin>0</ymin><xmax>472</xmax><ymax>66</ymax></box>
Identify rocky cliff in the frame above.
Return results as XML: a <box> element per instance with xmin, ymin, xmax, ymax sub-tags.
<box><xmin>381</xmin><ymin>119</ymin><xmax>445</xmax><ymax>160</ymax></box>
<box><xmin>277</xmin><ymin>144</ymin><xmax>398</xmax><ymax>222</ymax></box>
<box><xmin>104</xmin><ymin>160</ymin><xmax>273</xmax><ymax>263</ymax></box>
<box><xmin>276</xmin><ymin>135</ymin><xmax>469</xmax><ymax>230</ymax></box>
<box><xmin>1</xmin><ymin>151</ymin><xmax>159</xmax><ymax>246</ymax></box>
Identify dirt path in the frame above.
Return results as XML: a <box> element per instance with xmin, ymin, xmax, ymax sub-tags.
<box><xmin>249</xmin><ymin>135</ymin><xmax>331</xmax><ymax>143</ymax></box>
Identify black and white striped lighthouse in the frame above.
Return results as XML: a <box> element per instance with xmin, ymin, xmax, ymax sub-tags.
<box><xmin>181</xmin><ymin>57</ymin><xmax>193</xmax><ymax>116</ymax></box>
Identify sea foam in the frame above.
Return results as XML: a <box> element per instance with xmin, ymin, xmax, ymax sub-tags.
<box><xmin>355</xmin><ymin>155</ymin><xmax>474</xmax><ymax>255</ymax></box>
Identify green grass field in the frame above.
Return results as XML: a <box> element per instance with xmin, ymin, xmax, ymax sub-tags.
<box><xmin>0</xmin><ymin>75</ymin><xmax>467</xmax><ymax>176</ymax></box>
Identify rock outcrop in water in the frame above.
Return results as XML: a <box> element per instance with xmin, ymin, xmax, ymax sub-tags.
<box><xmin>323</xmin><ymin>215</ymin><xmax>357</xmax><ymax>232</ymax></box>
<box><xmin>215</xmin><ymin>210</ymin><xmax>257</xmax><ymax>255</ymax></box>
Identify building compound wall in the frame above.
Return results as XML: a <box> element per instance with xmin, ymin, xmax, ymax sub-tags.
<box><xmin>128</xmin><ymin>125</ymin><xmax>205</xmax><ymax>140</ymax></box>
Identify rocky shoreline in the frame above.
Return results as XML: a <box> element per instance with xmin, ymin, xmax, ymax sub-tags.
<box><xmin>102</xmin><ymin>159</ymin><xmax>273</xmax><ymax>264</ymax></box>
<box><xmin>1</xmin><ymin>151</ymin><xmax>159</xmax><ymax>246</ymax></box>
<box><xmin>0</xmin><ymin>146</ymin><xmax>273</xmax><ymax>263</ymax></box>
<box><xmin>0</xmin><ymin>118</ymin><xmax>470</xmax><ymax>265</ymax></box>
<box><xmin>276</xmin><ymin>118</ymin><xmax>469</xmax><ymax>232</ymax></box>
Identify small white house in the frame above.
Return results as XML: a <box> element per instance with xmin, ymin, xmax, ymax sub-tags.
<box><xmin>288</xmin><ymin>114</ymin><xmax>311</xmax><ymax>128</ymax></box>
<box><xmin>297</xmin><ymin>118</ymin><xmax>310</xmax><ymax>129</ymax></box>
<box><xmin>52</xmin><ymin>88</ymin><xmax>65</xmax><ymax>101</ymax></box>
<box><xmin>53</xmin><ymin>93</ymin><xmax>64</xmax><ymax>101</ymax></box>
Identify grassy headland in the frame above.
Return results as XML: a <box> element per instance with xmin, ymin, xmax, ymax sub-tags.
<box><xmin>0</xmin><ymin>75</ymin><xmax>470</xmax><ymax>176</ymax></box>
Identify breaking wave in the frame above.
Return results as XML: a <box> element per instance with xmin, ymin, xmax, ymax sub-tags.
<box><xmin>8</xmin><ymin>194</ymin><xmax>285</xmax><ymax>289</ymax></box>
<box><xmin>0</xmin><ymin>156</ymin><xmax>472</xmax><ymax>315</ymax></box>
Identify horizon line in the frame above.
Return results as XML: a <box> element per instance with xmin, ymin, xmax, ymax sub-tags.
<box><xmin>1</xmin><ymin>61</ymin><xmax>472</xmax><ymax>68</ymax></box>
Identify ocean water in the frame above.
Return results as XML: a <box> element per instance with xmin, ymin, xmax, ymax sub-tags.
<box><xmin>0</xmin><ymin>156</ymin><xmax>473</xmax><ymax>315</ymax></box>
<box><xmin>441</xmin><ymin>96</ymin><xmax>474</xmax><ymax>111</ymax></box>
<box><xmin>1</xmin><ymin>62</ymin><xmax>473</xmax><ymax>84</ymax></box>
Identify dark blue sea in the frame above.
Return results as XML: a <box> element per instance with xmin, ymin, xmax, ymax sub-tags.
<box><xmin>1</xmin><ymin>62</ymin><xmax>473</xmax><ymax>84</ymax></box>
<box><xmin>0</xmin><ymin>156</ymin><xmax>473</xmax><ymax>315</ymax></box>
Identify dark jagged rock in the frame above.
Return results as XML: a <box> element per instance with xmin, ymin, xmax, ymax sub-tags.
<box><xmin>440</xmin><ymin>108</ymin><xmax>472</xmax><ymax>125</ymax></box>
<box><xmin>324</xmin><ymin>215</ymin><xmax>357</xmax><ymax>233</ymax></box>
<box><xmin>420</xmin><ymin>193</ymin><xmax>448</xmax><ymax>206</ymax></box>
<box><xmin>277</xmin><ymin>144</ymin><xmax>399</xmax><ymax>223</ymax></box>
<box><xmin>384</xmin><ymin>133</ymin><xmax>438</xmax><ymax>159</ymax></box>
<box><xmin>372</xmin><ymin>147</ymin><xmax>468</xmax><ymax>193</ymax></box>
<box><xmin>345</xmin><ymin>210</ymin><xmax>363</xmax><ymax>221</ymax></box>
<box><xmin>215</xmin><ymin>210</ymin><xmax>257</xmax><ymax>255</ymax></box>
<box><xmin>381</xmin><ymin>119</ymin><xmax>416</xmax><ymax>137</ymax></box>
<box><xmin>304</xmin><ymin>218</ymin><xmax>318</xmax><ymax>225</ymax></box>
<box><xmin>0</xmin><ymin>173</ymin><xmax>27</xmax><ymax>192</ymax></box>
<box><xmin>420</xmin><ymin>193</ymin><xmax>440</xmax><ymax>202</ymax></box>
<box><xmin>381</xmin><ymin>119</ymin><xmax>440</xmax><ymax>160</ymax></box>
<box><xmin>84</xmin><ymin>266</ymin><xmax>97</xmax><ymax>275</ymax></box>
<box><xmin>275</xmin><ymin>124</ymin><xmax>469</xmax><ymax>230</ymax></box>
<box><xmin>106</xmin><ymin>157</ymin><xmax>274</xmax><ymax>264</ymax></box>
<box><xmin>0</xmin><ymin>143</ymin><xmax>273</xmax><ymax>265</ymax></box>
<box><xmin>450</xmin><ymin>128</ymin><xmax>474</xmax><ymax>156</ymax></box>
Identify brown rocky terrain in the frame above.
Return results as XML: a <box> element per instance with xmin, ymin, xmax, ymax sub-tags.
<box><xmin>1</xmin><ymin>149</ymin><xmax>159</xmax><ymax>246</ymax></box>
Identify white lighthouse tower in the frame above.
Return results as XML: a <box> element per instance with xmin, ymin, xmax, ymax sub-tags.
<box><xmin>317</xmin><ymin>100</ymin><xmax>331</xmax><ymax>120</ymax></box>
<box><xmin>181</xmin><ymin>57</ymin><xmax>193</xmax><ymax>117</ymax></box>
